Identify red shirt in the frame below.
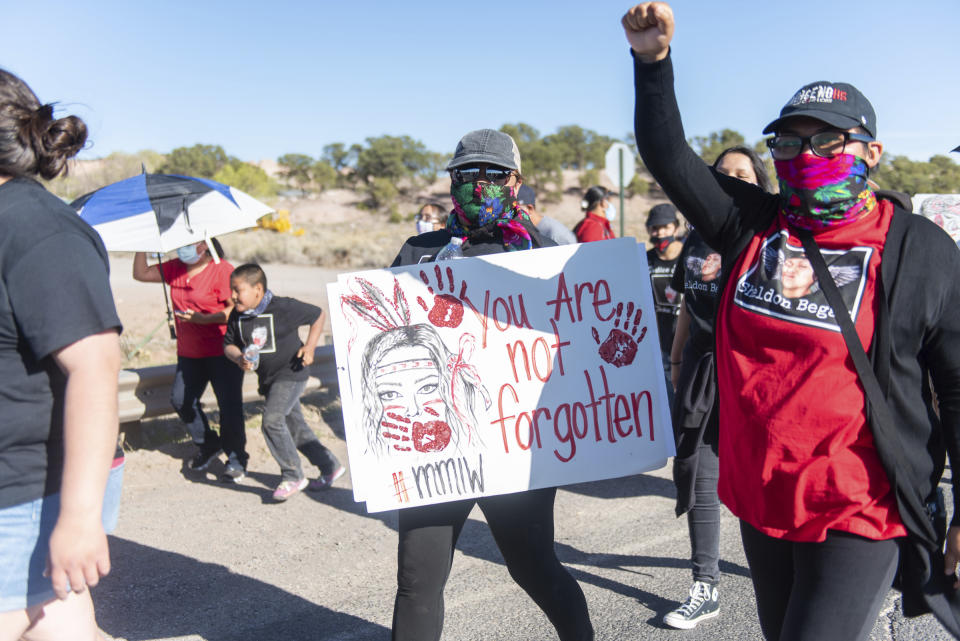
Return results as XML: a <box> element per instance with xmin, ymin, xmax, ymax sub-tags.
<box><xmin>161</xmin><ymin>259</ymin><xmax>234</xmax><ymax>358</ymax></box>
<box><xmin>716</xmin><ymin>200</ymin><xmax>905</xmax><ymax>542</ymax></box>
<box><xmin>574</xmin><ymin>212</ymin><xmax>615</xmax><ymax>242</ymax></box>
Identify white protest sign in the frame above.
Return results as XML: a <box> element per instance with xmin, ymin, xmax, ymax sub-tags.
<box><xmin>327</xmin><ymin>238</ymin><xmax>674</xmax><ymax>512</ymax></box>
<box><xmin>604</xmin><ymin>142</ymin><xmax>636</xmax><ymax>191</ymax></box>
<box><xmin>913</xmin><ymin>193</ymin><xmax>960</xmax><ymax>245</ymax></box>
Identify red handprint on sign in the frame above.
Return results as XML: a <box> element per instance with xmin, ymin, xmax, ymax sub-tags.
<box><xmin>417</xmin><ymin>264</ymin><xmax>472</xmax><ymax>328</ymax></box>
<box><xmin>592</xmin><ymin>301</ymin><xmax>647</xmax><ymax>368</ymax></box>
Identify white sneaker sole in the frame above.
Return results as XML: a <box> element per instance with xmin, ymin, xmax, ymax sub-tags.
<box><xmin>663</xmin><ymin>607</ymin><xmax>719</xmax><ymax>630</ymax></box>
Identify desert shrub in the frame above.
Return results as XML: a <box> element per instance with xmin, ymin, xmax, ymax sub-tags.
<box><xmin>626</xmin><ymin>174</ymin><xmax>650</xmax><ymax>197</ymax></box>
<box><xmin>365</xmin><ymin>177</ymin><xmax>399</xmax><ymax>210</ymax></box>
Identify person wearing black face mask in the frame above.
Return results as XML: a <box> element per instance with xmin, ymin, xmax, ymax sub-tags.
<box><xmin>626</xmin><ymin>3</ymin><xmax>960</xmax><ymax>640</ymax></box>
<box><xmin>645</xmin><ymin>202</ymin><xmax>683</xmax><ymax>407</ymax></box>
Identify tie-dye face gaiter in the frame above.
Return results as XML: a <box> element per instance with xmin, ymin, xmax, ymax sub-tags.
<box><xmin>775</xmin><ymin>154</ymin><xmax>877</xmax><ymax>231</ymax></box>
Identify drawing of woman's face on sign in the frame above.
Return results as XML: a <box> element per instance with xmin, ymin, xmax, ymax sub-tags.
<box><xmin>373</xmin><ymin>342</ymin><xmax>450</xmax><ymax>454</ymax></box>
<box><xmin>360</xmin><ymin>323</ymin><xmax>487</xmax><ymax>459</ymax></box>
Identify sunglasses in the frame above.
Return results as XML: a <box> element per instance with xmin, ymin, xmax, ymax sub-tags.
<box><xmin>450</xmin><ymin>165</ymin><xmax>514</xmax><ymax>185</ymax></box>
<box><xmin>765</xmin><ymin>131</ymin><xmax>874</xmax><ymax>161</ymax></box>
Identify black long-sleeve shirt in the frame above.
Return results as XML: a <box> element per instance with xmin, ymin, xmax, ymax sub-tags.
<box><xmin>632</xmin><ymin>51</ymin><xmax>960</xmax><ymax>561</ymax></box>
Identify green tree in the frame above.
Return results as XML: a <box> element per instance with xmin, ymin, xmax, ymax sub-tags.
<box><xmin>213</xmin><ymin>162</ymin><xmax>277</xmax><ymax>199</ymax></box>
<box><xmin>321</xmin><ymin>143</ymin><xmax>352</xmax><ymax>171</ymax></box>
<box><xmin>277</xmin><ymin>153</ymin><xmax>315</xmax><ymax>194</ymax></box>
<box><xmin>159</xmin><ymin>144</ymin><xmax>232</xmax><ymax>178</ymax></box>
<box><xmin>689</xmin><ymin>129</ymin><xmax>747</xmax><ymax>165</ymax></box>
<box><xmin>355</xmin><ymin>135</ymin><xmax>434</xmax><ymax>190</ymax></box>
<box><xmin>364</xmin><ymin>176</ymin><xmax>399</xmax><ymax>210</ymax></box>
<box><xmin>873</xmin><ymin>154</ymin><xmax>960</xmax><ymax>194</ymax></box>
<box><xmin>500</xmin><ymin>123</ymin><xmax>564</xmax><ymax>200</ymax></box>
<box><xmin>312</xmin><ymin>160</ymin><xmax>339</xmax><ymax>191</ymax></box>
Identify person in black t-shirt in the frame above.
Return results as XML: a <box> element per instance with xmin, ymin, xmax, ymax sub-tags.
<box><xmin>223</xmin><ymin>264</ymin><xmax>344</xmax><ymax>502</ymax></box>
<box><xmin>662</xmin><ymin>145</ymin><xmax>773</xmax><ymax>630</ymax></box>
<box><xmin>646</xmin><ymin>202</ymin><xmax>683</xmax><ymax>406</ymax></box>
<box><xmin>0</xmin><ymin>68</ymin><xmax>122</xmax><ymax>640</ymax></box>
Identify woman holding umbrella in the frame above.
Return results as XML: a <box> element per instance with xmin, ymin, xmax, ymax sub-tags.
<box><xmin>0</xmin><ymin>68</ymin><xmax>122</xmax><ymax>640</ymax></box>
<box><xmin>133</xmin><ymin>240</ymin><xmax>247</xmax><ymax>480</ymax></box>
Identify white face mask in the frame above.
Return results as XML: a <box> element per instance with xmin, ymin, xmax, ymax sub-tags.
<box><xmin>416</xmin><ymin>220</ymin><xmax>434</xmax><ymax>235</ymax></box>
<box><xmin>605</xmin><ymin>204</ymin><xmax>617</xmax><ymax>221</ymax></box>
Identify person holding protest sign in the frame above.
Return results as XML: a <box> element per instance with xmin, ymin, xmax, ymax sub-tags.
<box><xmin>625</xmin><ymin>3</ymin><xmax>960</xmax><ymax>639</ymax></box>
<box><xmin>387</xmin><ymin>128</ymin><xmax>594</xmax><ymax>641</ymax></box>
<box><xmin>663</xmin><ymin>145</ymin><xmax>772</xmax><ymax>630</ymax></box>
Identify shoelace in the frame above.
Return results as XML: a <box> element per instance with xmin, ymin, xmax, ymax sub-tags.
<box><xmin>677</xmin><ymin>584</ymin><xmax>711</xmax><ymax>615</ymax></box>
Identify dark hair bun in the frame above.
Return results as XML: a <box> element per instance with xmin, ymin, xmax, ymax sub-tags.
<box><xmin>0</xmin><ymin>69</ymin><xmax>88</xmax><ymax>180</ymax></box>
<box><xmin>581</xmin><ymin>185</ymin><xmax>608</xmax><ymax>211</ymax></box>
<box><xmin>26</xmin><ymin>107</ymin><xmax>88</xmax><ymax>180</ymax></box>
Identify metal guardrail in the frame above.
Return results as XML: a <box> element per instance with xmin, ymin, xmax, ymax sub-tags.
<box><xmin>118</xmin><ymin>345</ymin><xmax>338</xmax><ymax>424</ymax></box>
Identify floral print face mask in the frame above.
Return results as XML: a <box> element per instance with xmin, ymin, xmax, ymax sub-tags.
<box><xmin>776</xmin><ymin>153</ymin><xmax>877</xmax><ymax>231</ymax></box>
<box><xmin>446</xmin><ymin>181</ymin><xmax>532</xmax><ymax>251</ymax></box>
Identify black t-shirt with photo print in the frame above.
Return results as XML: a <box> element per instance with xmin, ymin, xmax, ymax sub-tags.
<box><xmin>670</xmin><ymin>230</ymin><xmax>723</xmax><ymax>346</ymax></box>
<box><xmin>647</xmin><ymin>247</ymin><xmax>681</xmax><ymax>354</ymax></box>
<box><xmin>224</xmin><ymin>296</ymin><xmax>323</xmax><ymax>391</ymax></box>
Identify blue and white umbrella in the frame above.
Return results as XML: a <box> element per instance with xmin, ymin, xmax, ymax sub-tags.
<box><xmin>72</xmin><ymin>173</ymin><xmax>273</xmax><ymax>253</ymax></box>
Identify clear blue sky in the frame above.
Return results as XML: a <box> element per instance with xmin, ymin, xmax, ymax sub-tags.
<box><xmin>5</xmin><ymin>0</ymin><xmax>958</xmax><ymax>164</ymax></box>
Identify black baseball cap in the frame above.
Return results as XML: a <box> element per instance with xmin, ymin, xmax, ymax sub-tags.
<box><xmin>647</xmin><ymin>203</ymin><xmax>678</xmax><ymax>227</ymax></box>
<box><xmin>763</xmin><ymin>81</ymin><xmax>876</xmax><ymax>138</ymax></box>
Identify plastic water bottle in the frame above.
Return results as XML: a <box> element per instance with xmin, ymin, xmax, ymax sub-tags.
<box><xmin>243</xmin><ymin>344</ymin><xmax>261</xmax><ymax>370</ymax></box>
<box><xmin>436</xmin><ymin>237</ymin><xmax>465</xmax><ymax>261</ymax></box>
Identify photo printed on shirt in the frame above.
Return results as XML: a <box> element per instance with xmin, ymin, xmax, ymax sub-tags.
<box><xmin>732</xmin><ymin>230</ymin><xmax>872</xmax><ymax>332</ymax></box>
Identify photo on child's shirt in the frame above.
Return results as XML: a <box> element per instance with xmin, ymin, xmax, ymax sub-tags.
<box><xmin>238</xmin><ymin>314</ymin><xmax>277</xmax><ymax>353</ymax></box>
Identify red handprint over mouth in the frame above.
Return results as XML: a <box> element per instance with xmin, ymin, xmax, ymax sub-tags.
<box><xmin>380</xmin><ymin>409</ymin><xmax>452</xmax><ymax>453</ymax></box>
<box><xmin>592</xmin><ymin>301</ymin><xmax>647</xmax><ymax>368</ymax></box>
<box><xmin>417</xmin><ymin>264</ymin><xmax>469</xmax><ymax>328</ymax></box>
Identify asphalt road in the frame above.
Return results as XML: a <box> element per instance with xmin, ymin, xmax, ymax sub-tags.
<box><xmin>94</xmin><ymin>402</ymin><xmax>953</xmax><ymax>641</ymax></box>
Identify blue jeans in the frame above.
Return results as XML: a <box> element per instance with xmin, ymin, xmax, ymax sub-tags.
<box><xmin>261</xmin><ymin>378</ymin><xmax>339</xmax><ymax>483</ymax></box>
<box><xmin>0</xmin><ymin>464</ymin><xmax>123</xmax><ymax>612</ymax></box>
<box><xmin>171</xmin><ymin>355</ymin><xmax>246</xmax><ymax>464</ymax></box>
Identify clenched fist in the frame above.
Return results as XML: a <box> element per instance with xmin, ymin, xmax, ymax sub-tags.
<box><xmin>622</xmin><ymin>2</ymin><xmax>674</xmax><ymax>63</ymax></box>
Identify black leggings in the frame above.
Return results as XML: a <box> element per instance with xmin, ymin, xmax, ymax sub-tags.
<box><xmin>392</xmin><ymin>487</ymin><xmax>593</xmax><ymax>641</ymax></box>
<box><xmin>740</xmin><ymin>521</ymin><xmax>900</xmax><ymax>641</ymax></box>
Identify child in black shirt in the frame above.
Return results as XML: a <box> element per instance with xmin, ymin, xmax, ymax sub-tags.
<box><xmin>224</xmin><ymin>263</ymin><xmax>344</xmax><ymax>502</ymax></box>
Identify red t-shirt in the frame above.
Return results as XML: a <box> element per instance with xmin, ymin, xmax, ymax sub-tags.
<box><xmin>574</xmin><ymin>212</ymin><xmax>615</xmax><ymax>242</ymax></box>
<box><xmin>161</xmin><ymin>259</ymin><xmax>234</xmax><ymax>358</ymax></box>
<box><xmin>716</xmin><ymin>200</ymin><xmax>906</xmax><ymax>542</ymax></box>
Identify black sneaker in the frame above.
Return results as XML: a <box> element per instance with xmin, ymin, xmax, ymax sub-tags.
<box><xmin>188</xmin><ymin>447</ymin><xmax>222</xmax><ymax>471</ymax></box>
<box><xmin>220</xmin><ymin>457</ymin><xmax>246</xmax><ymax>483</ymax></box>
<box><xmin>663</xmin><ymin>581</ymin><xmax>719</xmax><ymax>629</ymax></box>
